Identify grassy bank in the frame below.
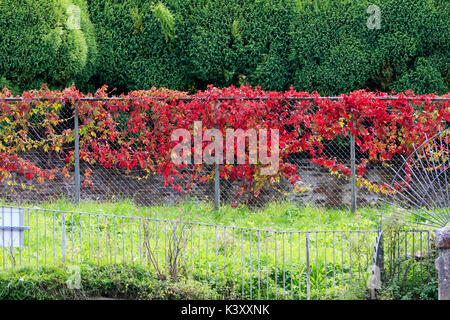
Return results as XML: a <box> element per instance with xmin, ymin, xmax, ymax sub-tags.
<box><xmin>28</xmin><ymin>198</ymin><xmax>380</xmax><ymax>231</ymax></box>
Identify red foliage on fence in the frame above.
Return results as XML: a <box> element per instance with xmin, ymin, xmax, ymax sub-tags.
<box><xmin>0</xmin><ymin>84</ymin><xmax>448</xmax><ymax>197</ymax></box>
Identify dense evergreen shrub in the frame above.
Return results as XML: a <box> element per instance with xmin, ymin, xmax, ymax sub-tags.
<box><xmin>0</xmin><ymin>0</ymin><xmax>98</xmax><ymax>94</ymax></box>
<box><xmin>291</xmin><ymin>0</ymin><xmax>449</xmax><ymax>95</ymax></box>
<box><xmin>1</xmin><ymin>0</ymin><xmax>448</xmax><ymax>94</ymax></box>
<box><xmin>87</xmin><ymin>0</ymin><xmax>187</xmax><ymax>92</ymax></box>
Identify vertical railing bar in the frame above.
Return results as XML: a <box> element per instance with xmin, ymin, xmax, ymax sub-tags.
<box><xmin>198</xmin><ymin>225</ymin><xmax>201</xmax><ymax>281</ymax></box>
<box><xmin>290</xmin><ymin>232</ymin><xmax>293</xmax><ymax>299</ymax></box>
<box><xmin>282</xmin><ymin>232</ymin><xmax>285</xmax><ymax>294</ymax></box>
<box><xmin>44</xmin><ymin>211</ymin><xmax>47</xmax><ymax>265</ymax></box>
<box><xmin>232</xmin><ymin>227</ymin><xmax>236</xmax><ymax>278</ymax></box>
<box><xmin>274</xmin><ymin>232</ymin><xmax>277</xmax><ymax>300</ymax></box>
<box><xmin>266</xmin><ymin>231</ymin><xmax>269</xmax><ymax>300</ymax></box>
<box><xmin>173</xmin><ymin>221</ymin><xmax>177</xmax><ymax>274</ymax></box>
<box><xmin>206</xmin><ymin>225</ymin><xmax>209</xmax><ymax>280</ymax></box>
<box><xmin>365</xmin><ymin>232</ymin><xmax>369</xmax><ymax>275</ymax></box>
<box><xmin>36</xmin><ymin>209</ymin><xmax>39</xmax><ymax>266</ymax></box>
<box><xmin>333</xmin><ymin>231</ymin><xmax>336</xmax><ymax>297</ymax></box>
<box><xmin>97</xmin><ymin>215</ymin><xmax>100</xmax><ymax>265</ymax></box>
<box><xmin>258</xmin><ymin>230</ymin><xmax>261</xmax><ymax>300</ymax></box>
<box><xmin>191</xmin><ymin>224</ymin><xmax>194</xmax><ymax>279</ymax></box>
<box><xmin>315</xmin><ymin>232</ymin><xmax>319</xmax><ymax>300</ymax></box>
<box><xmin>114</xmin><ymin>217</ymin><xmax>117</xmax><ymax>264</ymax></box>
<box><xmin>61</xmin><ymin>212</ymin><xmax>65</xmax><ymax>266</ymax></box>
<box><xmin>131</xmin><ymin>218</ymin><xmax>134</xmax><ymax>265</ymax></box>
<box><xmin>306</xmin><ymin>232</ymin><xmax>310</xmax><ymax>301</ymax></box>
<box><xmin>241</xmin><ymin>228</ymin><xmax>244</xmax><ymax>299</ymax></box>
<box><xmin>358</xmin><ymin>231</ymin><xmax>361</xmax><ymax>281</ymax></box>
<box><xmin>19</xmin><ymin>209</ymin><xmax>24</xmax><ymax>267</ymax></box>
<box><xmin>250</xmin><ymin>230</ymin><xmax>252</xmax><ymax>300</ymax></box>
<box><xmin>164</xmin><ymin>221</ymin><xmax>167</xmax><ymax>267</ymax></box>
<box><xmin>427</xmin><ymin>231</ymin><xmax>430</xmax><ymax>283</ymax></box>
<box><xmin>215</xmin><ymin>225</ymin><xmax>218</xmax><ymax>285</ymax></box>
<box><xmin>349</xmin><ymin>232</ymin><xmax>352</xmax><ymax>283</ymax></box>
<box><xmin>88</xmin><ymin>214</ymin><xmax>91</xmax><ymax>263</ymax></box>
<box><xmin>106</xmin><ymin>216</ymin><xmax>109</xmax><ymax>264</ymax></box>
<box><xmin>298</xmin><ymin>232</ymin><xmax>301</xmax><ymax>300</ymax></box>
<box><xmin>28</xmin><ymin>209</ymin><xmax>31</xmax><ymax>266</ymax></box>
<box><xmin>79</xmin><ymin>213</ymin><xmax>82</xmax><ymax>264</ymax></box>
<box><xmin>412</xmin><ymin>232</ymin><xmax>415</xmax><ymax>282</ymax></box>
<box><xmin>11</xmin><ymin>208</ymin><xmax>14</xmax><ymax>268</ymax></box>
<box><xmin>420</xmin><ymin>232</ymin><xmax>423</xmax><ymax>281</ymax></box>
<box><xmin>52</xmin><ymin>212</ymin><xmax>55</xmax><ymax>265</ymax></box>
<box><xmin>324</xmin><ymin>231</ymin><xmax>327</xmax><ymax>299</ymax></box>
<box><xmin>139</xmin><ymin>218</ymin><xmax>142</xmax><ymax>265</ymax></box>
<box><xmin>224</xmin><ymin>227</ymin><xmax>227</xmax><ymax>281</ymax></box>
<box><xmin>122</xmin><ymin>217</ymin><xmax>125</xmax><ymax>264</ymax></box>
<box><xmin>340</xmin><ymin>233</ymin><xmax>344</xmax><ymax>299</ymax></box>
<box><xmin>155</xmin><ymin>221</ymin><xmax>159</xmax><ymax>269</ymax></box>
<box><xmin>2</xmin><ymin>207</ymin><xmax>5</xmax><ymax>270</ymax></box>
<box><xmin>182</xmin><ymin>223</ymin><xmax>186</xmax><ymax>267</ymax></box>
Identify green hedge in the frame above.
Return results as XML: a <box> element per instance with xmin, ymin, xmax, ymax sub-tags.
<box><xmin>86</xmin><ymin>0</ymin><xmax>187</xmax><ymax>92</ymax></box>
<box><xmin>0</xmin><ymin>264</ymin><xmax>219</xmax><ymax>300</ymax></box>
<box><xmin>1</xmin><ymin>0</ymin><xmax>448</xmax><ymax>94</ymax></box>
<box><xmin>291</xmin><ymin>0</ymin><xmax>449</xmax><ymax>95</ymax></box>
<box><xmin>0</xmin><ymin>0</ymin><xmax>98</xmax><ymax>94</ymax></box>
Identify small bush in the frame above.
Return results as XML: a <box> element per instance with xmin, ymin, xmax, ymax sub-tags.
<box><xmin>0</xmin><ymin>264</ymin><xmax>219</xmax><ymax>300</ymax></box>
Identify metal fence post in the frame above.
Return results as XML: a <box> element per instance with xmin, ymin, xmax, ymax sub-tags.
<box><xmin>214</xmin><ymin>101</ymin><xmax>220</xmax><ymax>210</ymax></box>
<box><xmin>350</xmin><ymin>132</ymin><xmax>356</xmax><ymax>213</ymax></box>
<box><xmin>74</xmin><ymin>101</ymin><xmax>80</xmax><ymax>204</ymax></box>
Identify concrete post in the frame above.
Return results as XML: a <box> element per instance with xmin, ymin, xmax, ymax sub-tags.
<box><xmin>435</xmin><ymin>226</ymin><xmax>450</xmax><ymax>300</ymax></box>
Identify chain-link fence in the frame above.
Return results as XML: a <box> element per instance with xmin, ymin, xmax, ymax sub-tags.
<box><xmin>0</xmin><ymin>97</ymin><xmax>447</xmax><ymax>211</ymax></box>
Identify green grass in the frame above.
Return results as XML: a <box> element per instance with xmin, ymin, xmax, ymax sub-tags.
<box><xmin>25</xmin><ymin>197</ymin><xmax>380</xmax><ymax>231</ymax></box>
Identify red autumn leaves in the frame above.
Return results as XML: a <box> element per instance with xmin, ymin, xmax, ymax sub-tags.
<box><xmin>0</xmin><ymin>84</ymin><xmax>448</xmax><ymax>197</ymax></box>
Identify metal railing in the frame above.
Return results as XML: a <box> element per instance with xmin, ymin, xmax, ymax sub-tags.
<box><xmin>0</xmin><ymin>205</ymin><xmax>435</xmax><ymax>300</ymax></box>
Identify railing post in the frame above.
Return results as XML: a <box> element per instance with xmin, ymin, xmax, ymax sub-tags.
<box><xmin>306</xmin><ymin>232</ymin><xmax>310</xmax><ymax>300</ymax></box>
<box><xmin>435</xmin><ymin>226</ymin><xmax>450</xmax><ymax>300</ymax></box>
<box><xmin>74</xmin><ymin>101</ymin><xmax>80</xmax><ymax>204</ymax></box>
<box><xmin>350</xmin><ymin>132</ymin><xmax>356</xmax><ymax>213</ymax></box>
<box><xmin>62</xmin><ymin>212</ymin><xmax>66</xmax><ymax>265</ymax></box>
<box><xmin>370</xmin><ymin>230</ymin><xmax>384</xmax><ymax>299</ymax></box>
<box><xmin>173</xmin><ymin>221</ymin><xmax>177</xmax><ymax>261</ymax></box>
<box><xmin>214</xmin><ymin>101</ymin><xmax>220</xmax><ymax>211</ymax></box>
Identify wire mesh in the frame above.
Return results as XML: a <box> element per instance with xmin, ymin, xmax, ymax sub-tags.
<box><xmin>0</xmin><ymin>97</ymin><xmax>447</xmax><ymax>211</ymax></box>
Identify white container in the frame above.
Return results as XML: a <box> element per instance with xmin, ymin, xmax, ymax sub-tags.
<box><xmin>0</xmin><ymin>207</ymin><xmax>27</xmax><ymax>248</ymax></box>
